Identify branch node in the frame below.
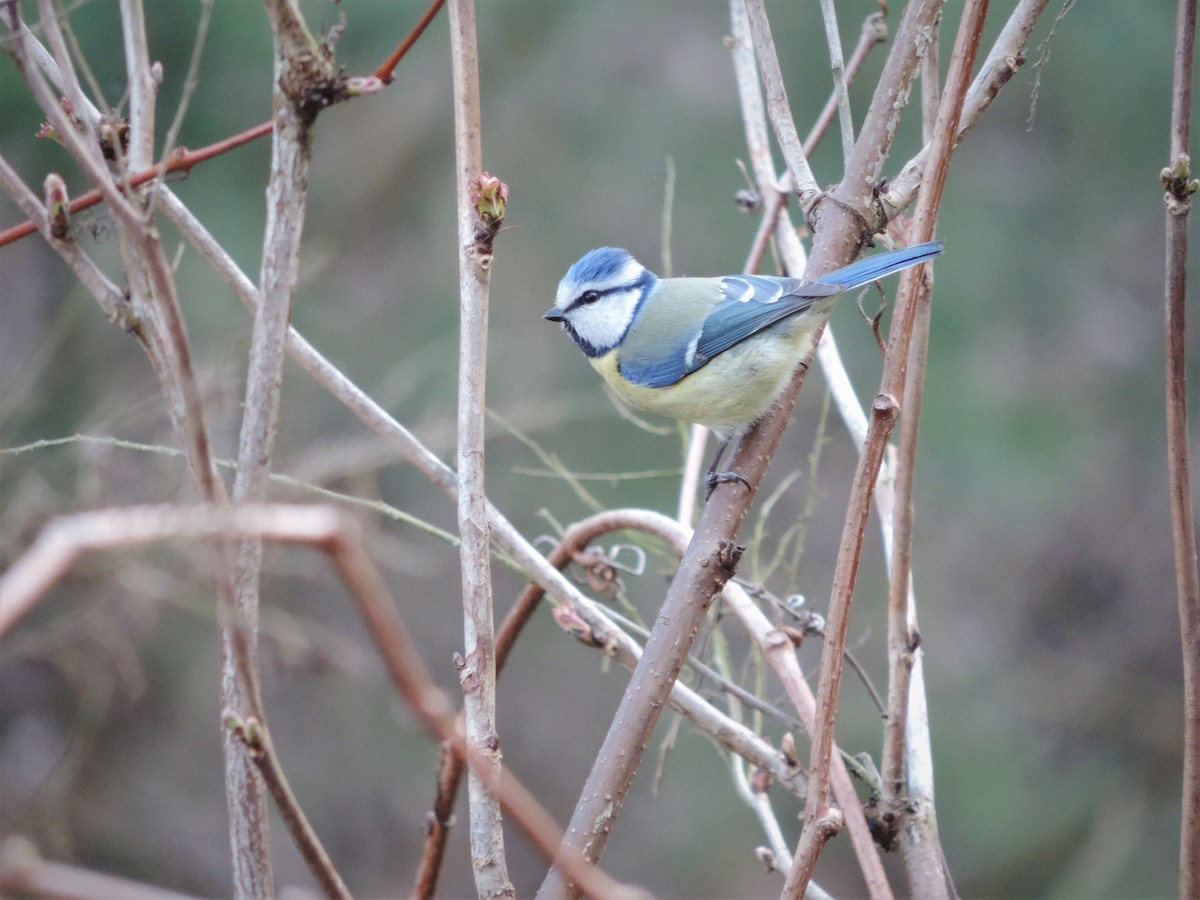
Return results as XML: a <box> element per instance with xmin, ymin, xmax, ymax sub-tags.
<box><xmin>715</xmin><ymin>539</ymin><xmax>745</xmax><ymax>574</ymax></box>
<box><xmin>1163</xmin><ymin>154</ymin><xmax>1199</xmax><ymax>213</ymax></box>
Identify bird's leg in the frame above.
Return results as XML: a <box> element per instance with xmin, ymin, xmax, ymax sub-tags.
<box><xmin>704</xmin><ymin>436</ymin><xmax>751</xmax><ymax>501</ymax></box>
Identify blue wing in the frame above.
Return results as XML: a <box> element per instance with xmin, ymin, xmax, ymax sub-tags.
<box><xmin>690</xmin><ymin>275</ymin><xmax>840</xmax><ymax>367</ymax></box>
<box><xmin>619</xmin><ymin>275</ymin><xmax>839</xmax><ymax>389</ymax></box>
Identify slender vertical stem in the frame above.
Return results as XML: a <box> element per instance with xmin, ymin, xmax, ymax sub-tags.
<box><xmin>785</xmin><ymin>1</ymin><xmax>985</xmax><ymax>895</ymax></box>
<box><xmin>1165</xmin><ymin>0</ymin><xmax>1200</xmax><ymax>894</ymax></box>
<box><xmin>448</xmin><ymin>0</ymin><xmax>511</xmax><ymax>895</ymax></box>
<box><xmin>223</xmin><ymin>3</ymin><xmax>328</xmax><ymax>894</ymax></box>
<box><xmin>742</xmin><ymin>0</ymin><xmax>822</xmax><ymax>210</ymax></box>
<box><xmin>815</xmin><ymin>0</ymin><xmax>855</xmax><ymax>168</ymax></box>
<box><xmin>877</xmin><ymin>22</ymin><xmax>949</xmax><ymax>899</ymax></box>
<box><xmin>118</xmin><ymin>0</ymin><xmax>156</xmax><ymax>170</ymax></box>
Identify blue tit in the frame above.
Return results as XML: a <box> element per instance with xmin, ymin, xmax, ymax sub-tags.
<box><xmin>545</xmin><ymin>240</ymin><xmax>943</xmax><ymax>487</ymax></box>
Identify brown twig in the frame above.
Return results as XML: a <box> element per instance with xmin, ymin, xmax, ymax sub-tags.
<box><xmin>0</xmin><ymin>0</ymin><xmax>446</xmax><ymax>248</ymax></box>
<box><xmin>874</xmin><ymin>20</ymin><xmax>952</xmax><ymax>894</ymax></box>
<box><xmin>227</xmin><ymin>713</ymin><xmax>352</xmax><ymax>900</ymax></box>
<box><xmin>448</xmin><ymin>0</ymin><xmax>512</xmax><ymax>892</ymax></box>
<box><xmin>880</xmin><ymin>0</ymin><xmax>1051</xmax><ymax>220</ymax></box>
<box><xmin>537</xmin><ymin>1</ymin><xmax>939</xmax><ymax>893</ymax></box>
<box><xmin>742</xmin><ymin>0</ymin><xmax>822</xmax><ymax>213</ymax></box>
<box><xmin>1164</xmin><ymin>0</ymin><xmax>1200</xmax><ymax>894</ymax></box>
<box><xmin>156</xmin><ymin>151</ymin><xmax>805</xmax><ymax>899</ymax></box>
<box><xmin>785</xmin><ymin>1</ymin><xmax>985</xmax><ymax>895</ymax></box>
<box><xmin>221</xmin><ymin>0</ymin><xmax>331</xmax><ymax>892</ymax></box>
<box><xmin>376</xmin><ymin>0</ymin><xmax>445</xmax><ymax>83</ymax></box>
<box><xmin>0</xmin><ymin>503</ymin><xmax>641</xmax><ymax>900</ymax></box>
<box><xmin>0</xmin><ymin>836</ymin><xmax>200</xmax><ymax>900</ymax></box>
<box><xmin>414</xmin><ymin>505</ymin><xmax>816</xmax><ymax>895</ymax></box>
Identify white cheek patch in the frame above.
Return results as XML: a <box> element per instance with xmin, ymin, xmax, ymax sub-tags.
<box><xmin>569</xmin><ymin>288</ymin><xmax>641</xmax><ymax>352</ymax></box>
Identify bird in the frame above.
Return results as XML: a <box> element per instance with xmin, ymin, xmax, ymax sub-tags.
<box><xmin>545</xmin><ymin>240</ymin><xmax>944</xmax><ymax>492</ymax></box>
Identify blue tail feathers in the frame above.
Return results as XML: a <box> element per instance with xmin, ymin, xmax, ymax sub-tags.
<box><xmin>815</xmin><ymin>240</ymin><xmax>944</xmax><ymax>290</ymax></box>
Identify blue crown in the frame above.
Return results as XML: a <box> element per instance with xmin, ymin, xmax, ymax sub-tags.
<box><xmin>565</xmin><ymin>247</ymin><xmax>638</xmax><ymax>286</ymax></box>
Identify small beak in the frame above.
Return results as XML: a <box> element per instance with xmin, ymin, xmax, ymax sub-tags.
<box><xmin>543</xmin><ymin>307</ymin><xmax>565</xmax><ymax>322</ymax></box>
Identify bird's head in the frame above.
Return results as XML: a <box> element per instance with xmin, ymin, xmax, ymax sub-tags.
<box><xmin>545</xmin><ymin>248</ymin><xmax>658</xmax><ymax>358</ymax></box>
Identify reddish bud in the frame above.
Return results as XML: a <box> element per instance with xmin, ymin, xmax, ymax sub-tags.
<box><xmin>43</xmin><ymin>173</ymin><xmax>70</xmax><ymax>240</ymax></box>
<box><xmin>469</xmin><ymin>171</ymin><xmax>508</xmax><ymax>225</ymax></box>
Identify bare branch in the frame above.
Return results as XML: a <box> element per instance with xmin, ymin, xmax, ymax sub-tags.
<box><xmin>218</xmin><ymin>0</ymin><xmax>333</xmax><ymax>890</ymax></box>
<box><xmin>0</xmin><ymin>0</ymin><xmax>444</xmax><ymax>249</ymax></box>
<box><xmin>156</xmin><ymin>189</ymin><xmax>805</xmax><ymax>890</ymax></box>
<box><xmin>448</xmin><ymin>0</ymin><xmax>512</xmax><ymax>891</ymax></box>
<box><xmin>0</xmin><ymin>503</ymin><xmax>643</xmax><ymax>899</ymax></box>
<box><xmin>227</xmin><ymin>715</ymin><xmax>352</xmax><ymax>900</ymax></box>
<box><xmin>118</xmin><ymin>0</ymin><xmax>156</xmax><ymax>170</ymax></box>
<box><xmin>0</xmin><ymin>837</ymin><xmax>200</xmax><ymax>900</ymax></box>
<box><xmin>786</xmin><ymin>0</ymin><xmax>985</xmax><ymax>894</ymax></box>
<box><xmin>0</xmin><ymin>154</ymin><xmax>126</xmax><ymax>317</ymax></box>
<box><xmin>881</xmin><ymin>0</ymin><xmax>1051</xmax><ymax>219</ymax></box>
<box><xmin>1164</xmin><ymin>0</ymin><xmax>1200</xmax><ymax>893</ymax></box>
<box><xmin>875</xmin><ymin>28</ymin><xmax>952</xmax><ymax>895</ymax></box>
<box><xmin>815</xmin><ymin>0</ymin><xmax>855</xmax><ymax>167</ymax></box>
<box><xmin>742</xmin><ymin>0</ymin><xmax>821</xmax><ymax>211</ymax></box>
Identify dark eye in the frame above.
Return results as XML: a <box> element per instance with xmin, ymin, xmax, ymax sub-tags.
<box><xmin>580</xmin><ymin>290</ymin><xmax>601</xmax><ymax>304</ymax></box>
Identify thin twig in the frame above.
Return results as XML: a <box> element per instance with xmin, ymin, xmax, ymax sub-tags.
<box><xmin>448</xmin><ymin>0</ymin><xmax>512</xmax><ymax>892</ymax></box>
<box><xmin>153</xmin><ymin>187</ymin><xmax>807</xmax><ymax>893</ymax></box>
<box><xmin>156</xmin><ymin>115</ymin><xmax>816</xmax><ymax>900</ymax></box>
<box><xmin>0</xmin><ymin>153</ymin><xmax>125</xmax><ymax>315</ymax></box>
<box><xmin>220</xmin><ymin>3</ymin><xmax>330</xmax><ymax>893</ymax></box>
<box><xmin>804</xmin><ymin>13</ymin><xmax>888</xmax><ymax>160</ymax></box>
<box><xmin>785</xmin><ymin>1</ymin><xmax>983</xmax><ymax>895</ymax></box>
<box><xmin>118</xmin><ymin>0</ymin><xmax>156</xmax><ymax>170</ymax></box>
<box><xmin>876</xmin><ymin>23</ymin><xmax>951</xmax><ymax>895</ymax></box>
<box><xmin>1164</xmin><ymin>0</ymin><xmax>1200</xmax><ymax>894</ymax></box>
<box><xmin>584</xmin><ymin>506</ymin><xmax>891</xmax><ymax>897</ymax></box>
<box><xmin>815</xmin><ymin>0</ymin><xmax>855</xmax><ymax>167</ymax></box>
<box><xmin>0</xmin><ymin>503</ymin><xmax>642</xmax><ymax>900</ymax></box>
<box><xmin>0</xmin><ymin>0</ymin><xmax>447</xmax><ymax>248</ymax></box>
<box><xmin>227</xmin><ymin>714</ymin><xmax>352</xmax><ymax>900</ymax></box>
<box><xmin>742</xmin><ymin>0</ymin><xmax>822</xmax><ymax>213</ymax></box>
<box><xmin>0</xmin><ymin>837</ymin><xmax>200</xmax><ymax>900</ymax></box>
<box><xmin>375</xmin><ymin>0</ymin><xmax>445</xmax><ymax>83</ymax></box>
<box><xmin>880</xmin><ymin>0</ymin><xmax>1051</xmax><ymax>220</ymax></box>
<box><xmin>413</xmin><ymin>507</ymin><xmax>806</xmax><ymax>897</ymax></box>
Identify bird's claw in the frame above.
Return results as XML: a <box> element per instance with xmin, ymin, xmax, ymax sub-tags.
<box><xmin>705</xmin><ymin>470</ymin><xmax>751</xmax><ymax>501</ymax></box>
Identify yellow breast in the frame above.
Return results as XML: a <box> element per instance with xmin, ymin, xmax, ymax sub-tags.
<box><xmin>589</xmin><ymin>323</ymin><xmax>820</xmax><ymax>440</ymax></box>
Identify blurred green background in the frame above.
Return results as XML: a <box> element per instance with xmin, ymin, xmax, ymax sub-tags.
<box><xmin>0</xmin><ymin>0</ymin><xmax>1195</xmax><ymax>896</ymax></box>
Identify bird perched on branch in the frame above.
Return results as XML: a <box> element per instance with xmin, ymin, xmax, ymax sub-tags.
<box><xmin>545</xmin><ymin>240</ymin><xmax>944</xmax><ymax>492</ymax></box>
